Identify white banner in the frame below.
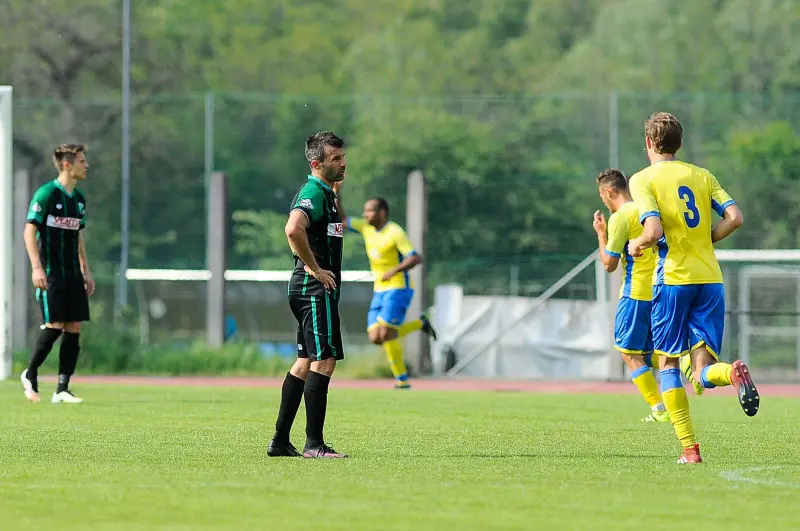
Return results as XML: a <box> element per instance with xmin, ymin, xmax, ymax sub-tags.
<box><xmin>435</xmin><ymin>294</ymin><xmax>619</xmax><ymax>380</ymax></box>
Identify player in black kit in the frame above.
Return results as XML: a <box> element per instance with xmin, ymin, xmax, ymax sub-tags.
<box><xmin>21</xmin><ymin>144</ymin><xmax>95</xmax><ymax>404</ymax></box>
<box><xmin>268</xmin><ymin>131</ymin><xmax>349</xmax><ymax>459</ymax></box>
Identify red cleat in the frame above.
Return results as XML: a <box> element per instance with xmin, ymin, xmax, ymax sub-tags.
<box><xmin>677</xmin><ymin>443</ymin><xmax>703</xmax><ymax>464</ymax></box>
<box><xmin>731</xmin><ymin>360</ymin><xmax>760</xmax><ymax>417</ymax></box>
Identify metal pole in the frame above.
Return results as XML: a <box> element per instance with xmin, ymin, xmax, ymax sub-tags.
<box><xmin>0</xmin><ymin>86</ymin><xmax>12</xmax><ymax>379</ymax></box>
<box><xmin>609</xmin><ymin>90</ymin><xmax>619</xmax><ymax>169</ymax></box>
<box><xmin>405</xmin><ymin>170</ymin><xmax>430</xmax><ymax>374</ymax></box>
<box><xmin>607</xmin><ymin>90</ymin><xmax>624</xmax><ymax>380</ymax></box>
<box><xmin>206</xmin><ymin>172</ymin><xmax>227</xmax><ymax>346</ymax></box>
<box><xmin>204</xmin><ymin>92</ymin><xmax>214</xmax><ymax>224</ymax></box>
<box><xmin>13</xmin><ymin>169</ymin><xmax>30</xmax><ymax>351</ymax></box>
<box><xmin>119</xmin><ymin>0</ymin><xmax>131</xmax><ymax>314</ymax></box>
<box><xmin>509</xmin><ymin>265</ymin><xmax>520</xmax><ymax>297</ymax></box>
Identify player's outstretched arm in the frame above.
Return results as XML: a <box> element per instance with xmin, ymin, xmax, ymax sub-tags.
<box><xmin>712</xmin><ymin>204</ymin><xmax>744</xmax><ymax>243</ymax></box>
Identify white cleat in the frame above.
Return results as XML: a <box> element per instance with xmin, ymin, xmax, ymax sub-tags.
<box><xmin>21</xmin><ymin>370</ymin><xmax>41</xmax><ymax>402</ymax></box>
<box><xmin>51</xmin><ymin>390</ymin><xmax>83</xmax><ymax>404</ymax></box>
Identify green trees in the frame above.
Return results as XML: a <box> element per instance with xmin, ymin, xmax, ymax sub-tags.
<box><xmin>3</xmin><ymin>0</ymin><xmax>799</xmax><ymax>296</ymax></box>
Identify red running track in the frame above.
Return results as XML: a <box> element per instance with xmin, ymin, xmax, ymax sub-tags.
<box><xmin>39</xmin><ymin>375</ymin><xmax>800</xmax><ymax>397</ymax></box>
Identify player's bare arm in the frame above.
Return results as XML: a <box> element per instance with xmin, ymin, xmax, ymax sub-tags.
<box><xmin>712</xmin><ymin>204</ymin><xmax>744</xmax><ymax>243</ymax></box>
<box><xmin>23</xmin><ymin>223</ymin><xmax>47</xmax><ymax>290</ymax></box>
<box><xmin>285</xmin><ymin>209</ymin><xmax>336</xmax><ymax>291</ymax></box>
<box><xmin>382</xmin><ymin>252</ymin><xmax>422</xmax><ymax>282</ymax></box>
<box><xmin>629</xmin><ymin>217</ymin><xmax>663</xmax><ymax>257</ymax></box>
<box><xmin>593</xmin><ymin>210</ymin><xmax>619</xmax><ymax>272</ymax></box>
<box><xmin>78</xmin><ymin>232</ymin><xmax>95</xmax><ymax>296</ymax></box>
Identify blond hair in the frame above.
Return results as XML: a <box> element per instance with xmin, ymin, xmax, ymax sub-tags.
<box><xmin>645</xmin><ymin>112</ymin><xmax>683</xmax><ymax>155</ymax></box>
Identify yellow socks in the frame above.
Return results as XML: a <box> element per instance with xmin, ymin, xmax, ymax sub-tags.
<box><xmin>631</xmin><ymin>365</ymin><xmax>663</xmax><ymax>410</ymax></box>
<box><xmin>700</xmin><ymin>363</ymin><xmax>733</xmax><ymax>388</ymax></box>
<box><xmin>383</xmin><ymin>339</ymin><xmax>409</xmax><ymax>383</ymax></box>
<box><xmin>661</xmin><ymin>367</ymin><xmax>696</xmax><ymax>448</ymax></box>
<box><xmin>396</xmin><ymin>319</ymin><xmax>423</xmax><ymax>338</ymax></box>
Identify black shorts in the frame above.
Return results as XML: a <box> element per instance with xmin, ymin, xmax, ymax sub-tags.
<box><xmin>289</xmin><ymin>292</ymin><xmax>344</xmax><ymax>361</ymax></box>
<box><xmin>37</xmin><ymin>277</ymin><xmax>90</xmax><ymax>324</ymax></box>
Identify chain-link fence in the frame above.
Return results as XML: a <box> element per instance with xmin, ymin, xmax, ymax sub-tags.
<box><xmin>11</xmin><ymin>92</ymin><xmax>800</xmax><ymax>377</ymax></box>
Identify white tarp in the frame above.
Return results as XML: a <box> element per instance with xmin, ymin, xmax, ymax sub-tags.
<box><xmin>434</xmin><ymin>289</ymin><xmax>620</xmax><ymax>380</ymax></box>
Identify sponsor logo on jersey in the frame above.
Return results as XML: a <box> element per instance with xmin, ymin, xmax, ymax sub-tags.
<box><xmin>46</xmin><ymin>215</ymin><xmax>81</xmax><ymax>231</ymax></box>
<box><xmin>327</xmin><ymin>223</ymin><xmax>344</xmax><ymax>237</ymax></box>
<box><xmin>298</xmin><ymin>198</ymin><xmax>313</xmax><ymax>210</ymax></box>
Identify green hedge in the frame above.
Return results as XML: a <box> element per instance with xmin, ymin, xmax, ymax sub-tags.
<box><xmin>13</xmin><ymin>323</ymin><xmax>394</xmax><ymax>379</ymax></box>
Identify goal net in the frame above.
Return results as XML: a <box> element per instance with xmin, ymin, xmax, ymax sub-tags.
<box><xmin>717</xmin><ymin>250</ymin><xmax>800</xmax><ymax>380</ymax></box>
<box><xmin>0</xmin><ymin>86</ymin><xmax>12</xmax><ymax>380</ymax></box>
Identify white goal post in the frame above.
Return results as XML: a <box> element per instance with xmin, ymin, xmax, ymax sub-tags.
<box><xmin>0</xmin><ymin>86</ymin><xmax>13</xmax><ymax>380</ymax></box>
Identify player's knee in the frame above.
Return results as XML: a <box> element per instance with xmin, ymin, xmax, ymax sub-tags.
<box><xmin>691</xmin><ymin>347</ymin><xmax>716</xmax><ymax>369</ymax></box>
<box><xmin>383</xmin><ymin>327</ymin><xmax>398</xmax><ymax>342</ymax></box>
<box><xmin>620</xmin><ymin>353</ymin><xmax>646</xmax><ymax>371</ymax></box>
<box><xmin>291</xmin><ymin>358</ymin><xmax>311</xmax><ymax>380</ymax></box>
<box><xmin>661</xmin><ymin>356</ymin><xmax>680</xmax><ymax>370</ymax></box>
<box><xmin>311</xmin><ymin>357</ymin><xmax>336</xmax><ymax>377</ymax></box>
<box><xmin>47</xmin><ymin>322</ymin><xmax>65</xmax><ymax>330</ymax></box>
<box><xmin>64</xmin><ymin>322</ymin><xmax>81</xmax><ymax>333</ymax></box>
<box><xmin>376</xmin><ymin>326</ymin><xmax>395</xmax><ymax>344</ymax></box>
<box><xmin>368</xmin><ymin>330</ymin><xmax>383</xmax><ymax>345</ymax></box>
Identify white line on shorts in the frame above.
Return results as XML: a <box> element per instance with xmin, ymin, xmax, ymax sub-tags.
<box><xmin>721</xmin><ymin>466</ymin><xmax>800</xmax><ymax>489</ymax></box>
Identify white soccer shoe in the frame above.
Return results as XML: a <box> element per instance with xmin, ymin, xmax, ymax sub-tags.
<box><xmin>51</xmin><ymin>390</ymin><xmax>84</xmax><ymax>404</ymax></box>
<box><xmin>20</xmin><ymin>370</ymin><xmax>41</xmax><ymax>402</ymax></box>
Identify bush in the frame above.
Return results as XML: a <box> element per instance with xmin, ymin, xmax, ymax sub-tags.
<box><xmin>13</xmin><ymin>324</ymin><xmax>393</xmax><ymax>379</ymax></box>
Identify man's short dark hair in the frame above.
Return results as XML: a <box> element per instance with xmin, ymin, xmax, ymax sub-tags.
<box><xmin>53</xmin><ymin>143</ymin><xmax>86</xmax><ymax>171</ymax></box>
<box><xmin>596</xmin><ymin>168</ymin><xmax>628</xmax><ymax>192</ymax></box>
<box><xmin>369</xmin><ymin>197</ymin><xmax>389</xmax><ymax>215</ymax></box>
<box><xmin>305</xmin><ymin>131</ymin><xmax>345</xmax><ymax>165</ymax></box>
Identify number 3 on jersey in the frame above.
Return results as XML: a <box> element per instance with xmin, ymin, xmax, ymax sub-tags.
<box><xmin>678</xmin><ymin>186</ymin><xmax>700</xmax><ymax>228</ymax></box>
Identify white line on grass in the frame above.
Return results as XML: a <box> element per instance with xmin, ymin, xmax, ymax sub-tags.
<box><xmin>0</xmin><ymin>481</ymin><xmax>259</xmax><ymax>490</ymax></box>
<box><xmin>721</xmin><ymin>466</ymin><xmax>800</xmax><ymax>489</ymax></box>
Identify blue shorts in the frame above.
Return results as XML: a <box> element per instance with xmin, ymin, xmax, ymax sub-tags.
<box><xmin>614</xmin><ymin>297</ymin><xmax>653</xmax><ymax>355</ymax></box>
<box><xmin>651</xmin><ymin>283</ymin><xmax>725</xmax><ymax>359</ymax></box>
<box><xmin>368</xmin><ymin>288</ymin><xmax>414</xmax><ymax>329</ymax></box>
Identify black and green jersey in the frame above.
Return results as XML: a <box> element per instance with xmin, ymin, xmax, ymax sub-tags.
<box><xmin>289</xmin><ymin>175</ymin><xmax>343</xmax><ymax>294</ymax></box>
<box><xmin>26</xmin><ymin>179</ymin><xmax>87</xmax><ymax>280</ymax></box>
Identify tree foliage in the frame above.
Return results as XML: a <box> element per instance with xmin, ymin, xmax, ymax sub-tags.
<box><xmin>3</xmin><ymin>0</ymin><xmax>800</xmax><ymax>295</ymax></box>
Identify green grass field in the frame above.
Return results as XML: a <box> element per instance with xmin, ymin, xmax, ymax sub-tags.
<box><xmin>1</xmin><ymin>381</ymin><xmax>798</xmax><ymax>530</ymax></box>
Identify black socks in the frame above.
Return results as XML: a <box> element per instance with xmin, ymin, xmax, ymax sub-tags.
<box><xmin>274</xmin><ymin>372</ymin><xmax>306</xmax><ymax>443</ymax></box>
<box><xmin>56</xmin><ymin>332</ymin><xmax>80</xmax><ymax>393</ymax></box>
<box><xmin>304</xmin><ymin>371</ymin><xmax>331</xmax><ymax>449</ymax></box>
<box><xmin>27</xmin><ymin>327</ymin><xmax>63</xmax><ymax>384</ymax></box>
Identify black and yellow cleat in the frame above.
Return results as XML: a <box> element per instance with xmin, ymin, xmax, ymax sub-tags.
<box><xmin>420</xmin><ymin>312</ymin><xmax>437</xmax><ymax>341</ymax></box>
<box><xmin>731</xmin><ymin>360</ymin><xmax>760</xmax><ymax>417</ymax></box>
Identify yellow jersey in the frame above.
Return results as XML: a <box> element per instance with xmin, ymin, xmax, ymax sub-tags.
<box><xmin>346</xmin><ymin>218</ymin><xmax>417</xmax><ymax>292</ymax></box>
<box><xmin>629</xmin><ymin>160</ymin><xmax>735</xmax><ymax>286</ymax></box>
<box><xmin>605</xmin><ymin>201</ymin><xmax>656</xmax><ymax>301</ymax></box>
